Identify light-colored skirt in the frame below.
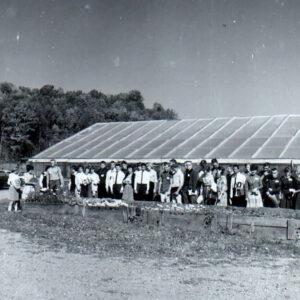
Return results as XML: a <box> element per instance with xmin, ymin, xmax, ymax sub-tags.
<box><xmin>122</xmin><ymin>184</ymin><xmax>134</xmax><ymax>201</ymax></box>
<box><xmin>217</xmin><ymin>192</ymin><xmax>227</xmax><ymax>206</ymax></box>
<box><xmin>247</xmin><ymin>192</ymin><xmax>263</xmax><ymax>208</ymax></box>
<box><xmin>22</xmin><ymin>185</ymin><xmax>35</xmax><ymax>200</ymax></box>
<box><xmin>91</xmin><ymin>183</ymin><xmax>98</xmax><ymax>196</ymax></box>
<box><xmin>9</xmin><ymin>186</ymin><xmax>20</xmax><ymax>201</ymax></box>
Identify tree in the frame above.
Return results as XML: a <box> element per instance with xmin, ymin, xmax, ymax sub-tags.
<box><xmin>0</xmin><ymin>82</ymin><xmax>178</xmax><ymax>161</ymax></box>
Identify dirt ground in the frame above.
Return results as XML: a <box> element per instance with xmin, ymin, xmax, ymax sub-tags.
<box><xmin>0</xmin><ymin>193</ymin><xmax>300</xmax><ymax>299</ymax></box>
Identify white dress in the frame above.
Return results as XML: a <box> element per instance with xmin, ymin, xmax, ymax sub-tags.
<box><xmin>22</xmin><ymin>173</ymin><xmax>36</xmax><ymax>200</ymax></box>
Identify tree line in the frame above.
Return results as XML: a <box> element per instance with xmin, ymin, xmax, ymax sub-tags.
<box><xmin>0</xmin><ymin>82</ymin><xmax>178</xmax><ymax>161</ymax></box>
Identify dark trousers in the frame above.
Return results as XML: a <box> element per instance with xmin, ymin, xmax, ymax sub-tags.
<box><xmin>135</xmin><ymin>184</ymin><xmax>147</xmax><ymax>201</ymax></box>
<box><xmin>181</xmin><ymin>189</ymin><xmax>197</xmax><ymax>204</ymax></box>
<box><xmin>80</xmin><ymin>184</ymin><xmax>89</xmax><ymax>198</ymax></box>
<box><xmin>263</xmin><ymin>191</ymin><xmax>274</xmax><ymax>207</ymax></box>
<box><xmin>295</xmin><ymin>194</ymin><xmax>300</xmax><ymax>210</ymax></box>
<box><xmin>265</xmin><ymin>193</ymin><xmax>280</xmax><ymax>208</ymax></box>
<box><xmin>231</xmin><ymin>195</ymin><xmax>246</xmax><ymax>207</ymax></box>
<box><xmin>113</xmin><ymin>184</ymin><xmax>122</xmax><ymax>199</ymax></box>
<box><xmin>147</xmin><ymin>182</ymin><xmax>155</xmax><ymax>201</ymax></box>
<box><xmin>98</xmin><ymin>183</ymin><xmax>107</xmax><ymax>198</ymax></box>
<box><xmin>50</xmin><ymin>180</ymin><xmax>61</xmax><ymax>194</ymax></box>
<box><xmin>170</xmin><ymin>187</ymin><xmax>179</xmax><ymax>202</ymax></box>
<box><xmin>280</xmin><ymin>193</ymin><xmax>294</xmax><ymax>209</ymax></box>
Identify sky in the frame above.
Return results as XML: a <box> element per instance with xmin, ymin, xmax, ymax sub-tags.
<box><xmin>1</xmin><ymin>0</ymin><xmax>300</xmax><ymax>119</ymax></box>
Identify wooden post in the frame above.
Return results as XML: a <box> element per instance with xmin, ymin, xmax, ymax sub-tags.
<box><xmin>226</xmin><ymin>214</ymin><xmax>233</xmax><ymax>234</ymax></box>
<box><xmin>211</xmin><ymin>215</ymin><xmax>218</xmax><ymax>232</ymax></box>
<box><xmin>146</xmin><ymin>210</ymin><xmax>150</xmax><ymax>225</ymax></box>
<box><xmin>159</xmin><ymin>210</ymin><xmax>164</xmax><ymax>226</ymax></box>
<box><xmin>250</xmin><ymin>222</ymin><xmax>255</xmax><ymax>234</ymax></box>
<box><xmin>122</xmin><ymin>206</ymin><xmax>128</xmax><ymax>223</ymax></box>
<box><xmin>287</xmin><ymin>220</ymin><xmax>296</xmax><ymax>240</ymax></box>
<box><xmin>82</xmin><ymin>200</ymin><xmax>86</xmax><ymax>218</ymax></box>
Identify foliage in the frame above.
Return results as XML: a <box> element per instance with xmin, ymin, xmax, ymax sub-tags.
<box><xmin>0</xmin><ymin>83</ymin><xmax>178</xmax><ymax>161</ymax></box>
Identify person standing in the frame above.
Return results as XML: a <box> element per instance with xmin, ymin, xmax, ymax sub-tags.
<box><xmin>47</xmin><ymin>159</ymin><xmax>64</xmax><ymax>194</ymax></box>
<box><xmin>230</xmin><ymin>165</ymin><xmax>247</xmax><ymax>207</ymax></box>
<box><xmin>22</xmin><ymin>165</ymin><xmax>36</xmax><ymax>200</ymax></box>
<box><xmin>68</xmin><ymin>166</ymin><xmax>77</xmax><ymax>196</ymax></box>
<box><xmin>75</xmin><ymin>166</ymin><xmax>88</xmax><ymax>198</ymax></box>
<box><xmin>134</xmin><ymin>163</ymin><xmax>150</xmax><ymax>201</ymax></box>
<box><xmin>89</xmin><ymin>167</ymin><xmax>100</xmax><ymax>197</ymax></box>
<box><xmin>216</xmin><ymin>167</ymin><xmax>227</xmax><ymax>206</ymax></box>
<box><xmin>158</xmin><ymin>163</ymin><xmax>172</xmax><ymax>203</ymax></box>
<box><xmin>181</xmin><ymin>161</ymin><xmax>198</xmax><ymax>204</ymax></box>
<box><xmin>280</xmin><ymin>167</ymin><xmax>296</xmax><ymax>209</ymax></box>
<box><xmin>261</xmin><ymin>163</ymin><xmax>272</xmax><ymax>207</ymax></box>
<box><xmin>122</xmin><ymin>166</ymin><xmax>135</xmax><ymax>202</ymax></box>
<box><xmin>211</xmin><ymin>158</ymin><xmax>219</xmax><ymax>181</ymax></box>
<box><xmin>39</xmin><ymin>166</ymin><xmax>50</xmax><ymax>193</ymax></box>
<box><xmin>198</xmin><ymin>160</ymin><xmax>207</xmax><ymax>198</ymax></box>
<box><xmin>105</xmin><ymin>161</ymin><xmax>116</xmax><ymax>198</ymax></box>
<box><xmin>245</xmin><ymin>165</ymin><xmax>263</xmax><ymax>208</ymax></box>
<box><xmin>265</xmin><ymin>168</ymin><xmax>282</xmax><ymax>208</ymax></box>
<box><xmin>121</xmin><ymin>161</ymin><xmax>128</xmax><ymax>175</ymax></box>
<box><xmin>7</xmin><ymin>168</ymin><xmax>22</xmax><ymax>212</ymax></box>
<box><xmin>146</xmin><ymin>163</ymin><xmax>158</xmax><ymax>201</ymax></box>
<box><xmin>84</xmin><ymin>167</ymin><xmax>92</xmax><ymax>198</ymax></box>
<box><xmin>293</xmin><ymin>169</ymin><xmax>300</xmax><ymax>210</ymax></box>
<box><xmin>112</xmin><ymin>164</ymin><xmax>125</xmax><ymax>199</ymax></box>
<box><xmin>244</xmin><ymin>163</ymin><xmax>251</xmax><ymax>175</ymax></box>
<box><xmin>226</xmin><ymin>166</ymin><xmax>234</xmax><ymax>205</ymax></box>
<box><xmin>170</xmin><ymin>164</ymin><xmax>184</xmax><ymax>204</ymax></box>
<box><xmin>97</xmin><ymin>161</ymin><xmax>108</xmax><ymax>198</ymax></box>
<box><xmin>122</xmin><ymin>178</ymin><xmax>134</xmax><ymax>202</ymax></box>
<box><xmin>201</xmin><ymin>166</ymin><xmax>217</xmax><ymax>205</ymax></box>
<box><xmin>124</xmin><ymin>166</ymin><xmax>135</xmax><ymax>187</ymax></box>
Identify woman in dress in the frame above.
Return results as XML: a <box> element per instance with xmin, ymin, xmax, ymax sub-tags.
<box><xmin>245</xmin><ymin>164</ymin><xmax>263</xmax><ymax>208</ymax></box>
<box><xmin>201</xmin><ymin>166</ymin><xmax>217</xmax><ymax>205</ymax></box>
<box><xmin>75</xmin><ymin>166</ymin><xmax>88</xmax><ymax>198</ymax></box>
<box><xmin>21</xmin><ymin>165</ymin><xmax>37</xmax><ymax>200</ymax></box>
<box><xmin>216</xmin><ymin>167</ymin><xmax>227</xmax><ymax>206</ymax></box>
<box><xmin>7</xmin><ymin>168</ymin><xmax>22</xmax><ymax>211</ymax></box>
<box><xmin>84</xmin><ymin>167</ymin><xmax>92</xmax><ymax>198</ymax></box>
<box><xmin>89</xmin><ymin>167</ymin><xmax>100</xmax><ymax>197</ymax></box>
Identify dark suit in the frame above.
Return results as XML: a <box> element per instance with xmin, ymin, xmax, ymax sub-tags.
<box><xmin>97</xmin><ymin>168</ymin><xmax>107</xmax><ymax>198</ymax></box>
<box><xmin>181</xmin><ymin>168</ymin><xmax>198</xmax><ymax>204</ymax></box>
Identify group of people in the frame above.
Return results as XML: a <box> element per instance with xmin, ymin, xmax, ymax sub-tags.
<box><xmin>68</xmin><ymin>159</ymin><xmax>300</xmax><ymax>210</ymax></box>
<box><xmin>7</xmin><ymin>160</ymin><xmax>64</xmax><ymax>212</ymax></box>
<box><xmin>7</xmin><ymin>158</ymin><xmax>300</xmax><ymax>211</ymax></box>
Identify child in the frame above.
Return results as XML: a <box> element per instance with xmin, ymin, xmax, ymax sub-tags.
<box><xmin>7</xmin><ymin>168</ymin><xmax>22</xmax><ymax>212</ymax></box>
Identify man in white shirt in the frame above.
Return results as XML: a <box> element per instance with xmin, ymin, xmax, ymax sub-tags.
<box><xmin>230</xmin><ymin>165</ymin><xmax>247</xmax><ymax>207</ymax></box>
<box><xmin>89</xmin><ymin>167</ymin><xmax>100</xmax><ymax>197</ymax></box>
<box><xmin>112</xmin><ymin>164</ymin><xmax>125</xmax><ymax>199</ymax></box>
<box><xmin>146</xmin><ymin>163</ymin><xmax>158</xmax><ymax>201</ymax></box>
<box><xmin>134</xmin><ymin>163</ymin><xmax>150</xmax><ymax>201</ymax></box>
<box><xmin>105</xmin><ymin>161</ymin><xmax>116</xmax><ymax>197</ymax></box>
<box><xmin>170</xmin><ymin>164</ymin><xmax>184</xmax><ymax>204</ymax></box>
